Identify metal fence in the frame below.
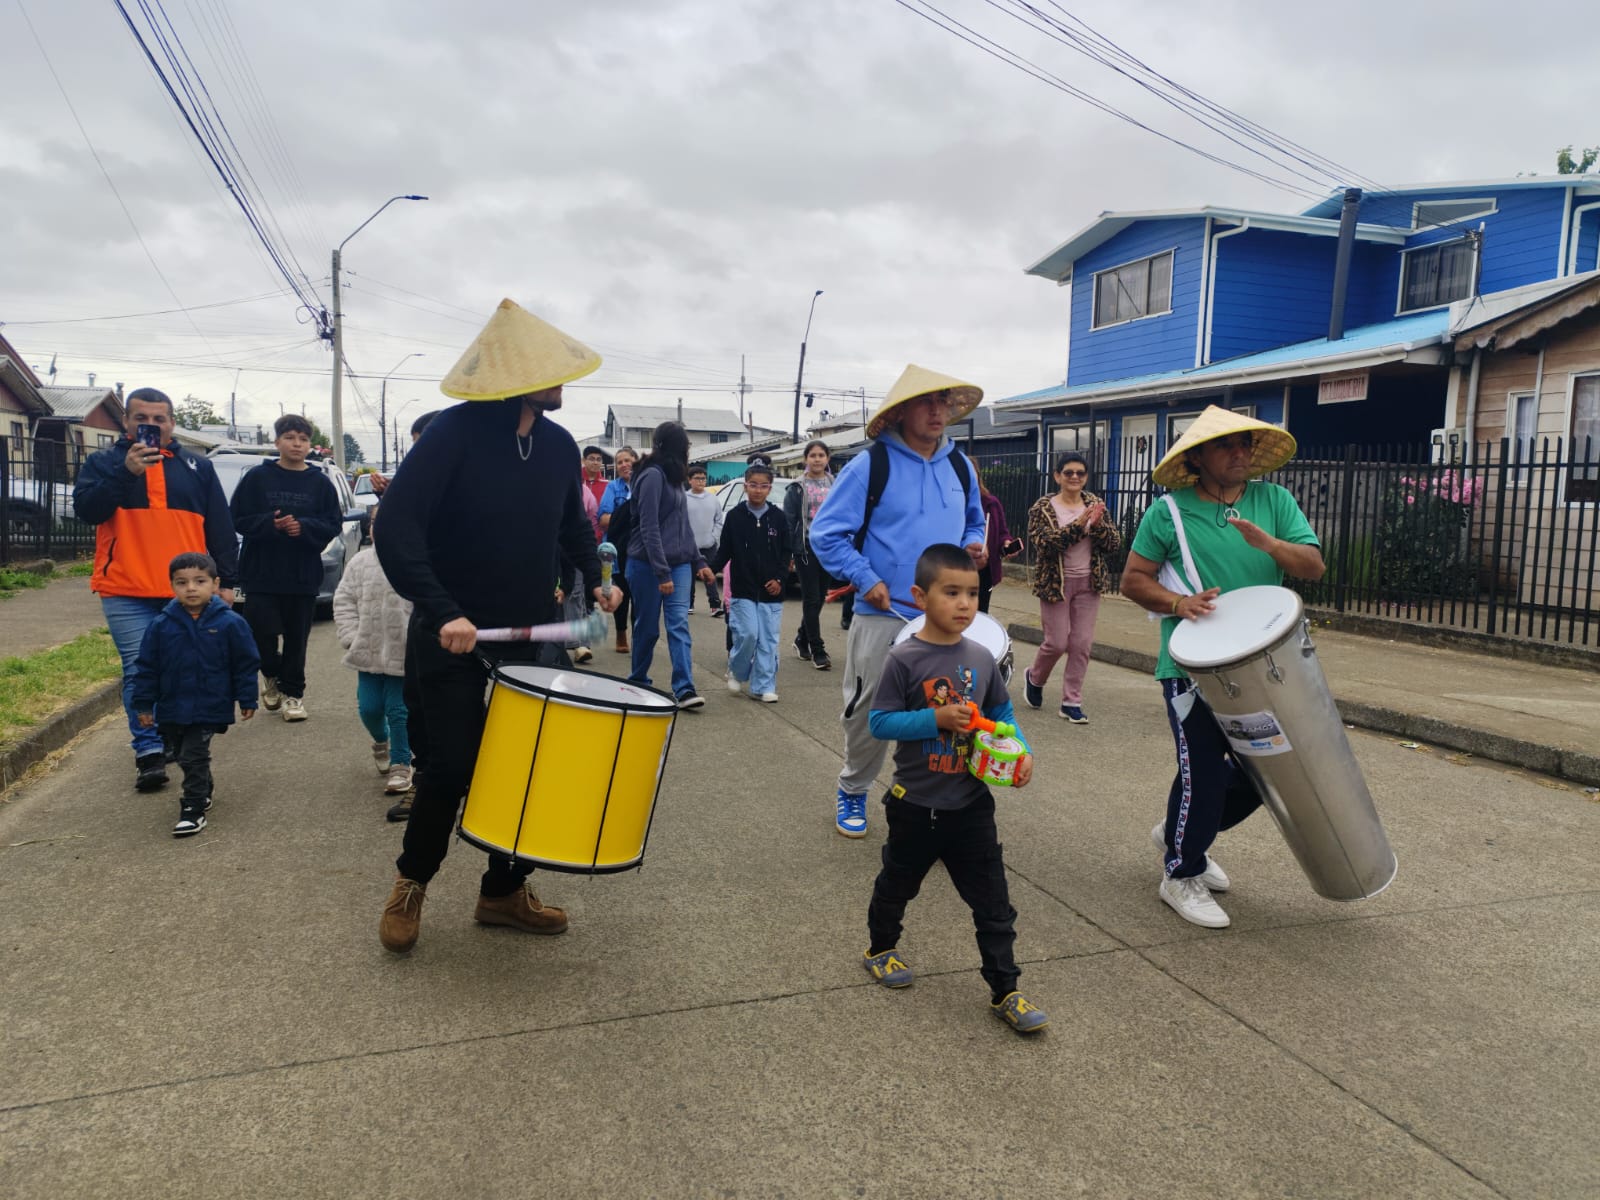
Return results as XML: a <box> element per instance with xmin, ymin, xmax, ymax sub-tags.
<box><xmin>970</xmin><ymin>436</ymin><xmax>1600</xmax><ymax>650</ymax></box>
<box><xmin>0</xmin><ymin>435</ymin><xmax>95</xmax><ymax>564</ymax></box>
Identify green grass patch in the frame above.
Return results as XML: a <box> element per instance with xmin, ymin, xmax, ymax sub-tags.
<box><xmin>0</xmin><ymin>630</ymin><xmax>122</xmax><ymax>752</ymax></box>
<box><xmin>59</xmin><ymin>560</ymin><xmax>95</xmax><ymax>578</ymax></box>
<box><xmin>0</xmin><ymin>566</ymin><xmax>52</xmax><ymax>599</ymax></box>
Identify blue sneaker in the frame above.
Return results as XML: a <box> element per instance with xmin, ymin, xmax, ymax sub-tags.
<box><xmin>1023</xmin><ymin>671</ymin><xmax>1042</xmax><ymax>710</ymax></box>
<box><xmin>862</xmin><ymin>948</ymin><xmax>914</xmax><ymax>988</ymax></box>
<box><xmin>835</xmin><ymin>789</ymin><xmax>867</xmax><ymax>838</ymax></box>
<box><xmin>1060</xmin><ymin>704</ymin><xmax>1088</xmax><ymax>724</ymax></box>
<box><xmin>991</xmin><ymin>991</ymin><xmax>1049</xmax><ymax>1033</ymax></box>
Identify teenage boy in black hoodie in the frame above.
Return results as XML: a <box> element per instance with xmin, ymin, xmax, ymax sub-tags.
<box><xmin>711</xmin><ymin>462</ymin><xmax>790</xmax><ymax>703</ymax></box>
<box><xmin>230</xmin><ymin>414</ymin><xmax>342</xmax><ymax>722</ymax></box>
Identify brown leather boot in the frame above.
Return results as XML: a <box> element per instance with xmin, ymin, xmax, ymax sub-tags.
<box><xmin>474</xmin><ymin>885</ymin><xmax>569</xmax><ymax>935</ymax></box>
<box><xmin>379</xmin><ymin>876</ymin><xmax>427</xmax><ymax>953</ymax></box>
<box><xmin>614</xmin><ymin>632</ymin><xmax>629</xmax><ymax>654</ymax></box>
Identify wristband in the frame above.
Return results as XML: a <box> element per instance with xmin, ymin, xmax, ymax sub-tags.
<box><xmin>1170</xmin><ymin>596</ymin><xmax>1181</xmax><ymax>616</ymax></box>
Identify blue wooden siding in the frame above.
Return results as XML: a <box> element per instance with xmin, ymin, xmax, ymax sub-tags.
<box><xmin>1573</xmin><ymin>205</ymin><xmax>1600</xmax><ymax>275</ymax></box>
<box><xmin>1068</xmin><ymin>218</ymin><xmax>1205</xmax><ymax>386</ymax></box>
<box><xmin>1209</xmin><ymin>230</ymin><xmax>1339</xmax><ymax>362</ymax></box>
<box><xmin>1407</xmin><ymin>187</ymin><xmax>1567</xmax><ymax>295</ymax></box>
<box><xmin>1345</xmin><ymin>242</ymin><xmax>1401</xmax><ymax>329</ymax></box>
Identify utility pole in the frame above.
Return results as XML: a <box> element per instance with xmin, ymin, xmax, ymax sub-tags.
<box><xmin>230</xmin><ymin>368</ymin><xmax>241</xmax><ymax>441</ymax></box>
<box><xmin>737</xmin><ymin>354</ymin><xmax>751</xmax><ymax>427</ymax></box>
<box><xmin>379</xmin><ymin>377</ymin><xmax>387</xmax><ymax>474</ymax></box>
<box><xmin>792</xmin><ymin>290</ymin><xmax>823</xmax><ymax>441</ymax></box>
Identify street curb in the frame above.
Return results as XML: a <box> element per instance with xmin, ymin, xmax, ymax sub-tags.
<box><xmin>0</xmin><ymin>680</ymin><xmax>122</xmax><ymax>795</ymax></box>
<box><xmin>1006</xmin><ymin>622</ymin><xmax>1600</xmax><ymax>788</ymax></box>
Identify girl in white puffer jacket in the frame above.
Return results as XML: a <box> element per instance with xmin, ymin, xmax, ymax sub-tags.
<box><xmin>332</xmin><ymin>517</ymin><xmax>415</xmax><ymax>801</ymax></box>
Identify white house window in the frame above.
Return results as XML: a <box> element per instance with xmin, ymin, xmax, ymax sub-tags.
<box><xmin>1400</xmin><ymin>238</ymin><xmax>1478</xmax><ymax>312</ymax></box>
<box><xmin>1411</xmin><ymin>199</ymin><xmax>1495</xmax><ymax>231</ymax></box>
<box><xmin>1570</xmin><ymin>375</ymin><xmax>1599</xmax><ymax>502</ymax></box>
<box><xmin>709</xmin><ymin>432</ymin><xmax>729</xmax><ymax>444</ymax></box>
<box><xmin>1509</xmin><ymin>392</ymin><xmax>1538</xmax><ymax>484</ymax></box>
<box><xmin>1092</xmin><ymin>250</ymin><xmax>1174</xmax><ymax>329</ymax></box>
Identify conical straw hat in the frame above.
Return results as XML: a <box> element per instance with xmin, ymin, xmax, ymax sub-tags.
<box><xmin>866</xmin><ymin>364</ymin><xmax>983</xmax><ymax>439</ymax></box>
<box><xmin>1151</xmin><ymin>405</ymin><xmax>1297</xmax><ymax>489</ymax></box>
<box><xmin>439</xmin><ymin>299</ymin><xmax>602</xmax><ymax>401</ymax></box>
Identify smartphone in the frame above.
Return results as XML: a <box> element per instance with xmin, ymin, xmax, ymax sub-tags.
<box><xmin>135</xmin><ymin>424</ymin><xmax>162</xmax><ymax>450</ymax></box>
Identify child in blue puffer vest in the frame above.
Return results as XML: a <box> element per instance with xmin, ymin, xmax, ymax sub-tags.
<box><xmin>131</xmin><ymin>552</ymin><xmax>260</xmax><ymax>837</ymax></box>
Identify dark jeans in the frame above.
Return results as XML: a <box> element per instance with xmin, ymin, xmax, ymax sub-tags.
<box><xmin>395</xmin><ymin>620</ymin><xmax>566</xmax><ymax>895</ymax></box>
<box><xmin>612</xmin><ymin>572</ymin><xmax>632</xmax><ymax>640</ymax></box>
<box><xmin>160</xmin><ymin>724</ymin><xmax>214</xmax><ymax>810</ymax></box>
<box><xmin>243</xmin><ymin>592</ymin><xmax>316</xmax><ymax>697</ymax></box>
<box><xmin>794</xmin><ymin>549</ymin><xmax>834</xmax><ymax>657</ymax></box>
<box><xmin>1158</xmin><ymin>678</ymin><xmax>1263</xmax><ymax>879</ymax></box>
<box><xmin>867</xmin><ymin>790</ymin><xmax>1019</xmax><ymax>999</ymax></box>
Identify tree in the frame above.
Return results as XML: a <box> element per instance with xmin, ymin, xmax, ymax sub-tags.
<box><xmin>174</xmin><ymin>394</ymin><xmax>225</xmax><ymax>430</ymax></box>
<box><xmin>1556</xmin><ymin>145</ymin><xmax>1599</xmax><ymax>175</ymax></box>
<box><xmin>343</xmin><ymin>433</ymin><xmax>366</xmax><ymax>465</ymax></box>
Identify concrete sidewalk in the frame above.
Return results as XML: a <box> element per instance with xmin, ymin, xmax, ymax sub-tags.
<box><xmin>1</xmin><ymin>608</ymin><xmax>1596</xmax><ymax>1197</ymax></box>
<box><xmin>984</xmin><ymin>585</ymin><xmax>1600</xmax><ymax>787</ymax></box>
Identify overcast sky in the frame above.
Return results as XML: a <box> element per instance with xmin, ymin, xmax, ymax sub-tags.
<box><xmin>2</xmin><ymin>0</ymin><xmax>1589</xmax><ymax>460</ymax></box>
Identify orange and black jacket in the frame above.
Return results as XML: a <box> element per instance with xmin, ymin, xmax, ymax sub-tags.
<box><xmin>73</xmin><ymin>438</ymin><xmax>240</xmax><ymax>598</ymax></box>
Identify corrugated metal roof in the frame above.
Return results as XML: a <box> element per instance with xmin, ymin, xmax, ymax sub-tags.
<box><xmin>39</xmin><ymin>386</ymin><xmax>119</xmax><ymax>420</ymax></box>
<box><xmin>607</xmin><ymin>404</ymin><xmax>748</xmax><ymax>433</ymax></box>
<box><xmin>999</xmin><ymin>310</ymin><xmax>1451</xmax><ymax>411</ymax></box>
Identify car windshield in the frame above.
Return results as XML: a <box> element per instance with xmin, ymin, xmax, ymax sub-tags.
<box><xmin>208</xmin><ymin>457</ymin><xmax>258</xmax><ymax>502</ymax></box>
<box><xmin>354</xmin><ymin>475</ymin><xmax>376</xmax><ymax>495</ymax></box>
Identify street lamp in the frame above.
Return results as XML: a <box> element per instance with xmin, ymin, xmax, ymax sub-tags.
<box><xmin>329</xmin><ymin>194</ymin><xmax>428</xmax><ymax>470</ymax></box>
<box><xmin>791</xmin><ymin>289</ymin><xmax>823</xmax><ymax>440</ymax></box>
<box><xmin>379</xmin><ymin>352</ymin><xmax>424</xmax><ymax>473</ymax></box>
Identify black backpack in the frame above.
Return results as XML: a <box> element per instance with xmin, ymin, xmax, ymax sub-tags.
<box><xmin>852</xmin><ymin>440</ymin><xmax>974</xmax><ymax>552</ymax></box>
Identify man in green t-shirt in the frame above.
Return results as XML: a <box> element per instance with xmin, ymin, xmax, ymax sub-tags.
<box><xmin>1121</xmin><ymin>407</ymin><xmax>1325</xmax><ymax>930</ymax></box>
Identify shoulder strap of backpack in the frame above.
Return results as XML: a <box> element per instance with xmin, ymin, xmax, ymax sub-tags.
<box><xmin>853</xmin><ymin>441</ymin><xmax>891</xmax><ymax>552</ymax></box>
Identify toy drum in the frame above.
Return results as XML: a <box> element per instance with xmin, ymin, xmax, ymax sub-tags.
<box><xmin>459</xmin><ymin>665</ymin><xmax>677</xmax><ymax>874</ymax></box>
<box><xmin>1169</xmin><ymin>585</ymin><xmax>1396</xmax><ymax>902</ymax></box>
<box><xmin>895</xmin><ymin>611</ymin><xmax>1014</xmax><ymax>683</ymax></box>
<box><xmin>968</xmin><ymin>730</ymin><xmax>1024</xmax><ymax>787</ymax></box>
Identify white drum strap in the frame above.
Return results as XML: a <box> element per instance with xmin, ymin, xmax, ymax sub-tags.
<box><xmin>1151</xmin><ymin>494</ymin><xmax>1205</xmax><ymax>620</ymax></box>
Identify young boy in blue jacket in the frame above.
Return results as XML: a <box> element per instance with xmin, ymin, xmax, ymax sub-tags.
<box><xmin>132</xmin><ymin>553</ymin><xmax>260</xmax><ymax>836</ymax></box>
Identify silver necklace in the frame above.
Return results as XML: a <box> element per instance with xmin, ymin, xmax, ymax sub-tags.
<box><xmin>515</xmin><ymin>430</ymin><xmax>533</xmax><ymax>461</ymax></box>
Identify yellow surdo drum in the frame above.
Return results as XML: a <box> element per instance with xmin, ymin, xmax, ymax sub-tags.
<box><xmin>459</xmin><ymin>665</ymin><xmax>678</xmax><ymax>873</ymax></box>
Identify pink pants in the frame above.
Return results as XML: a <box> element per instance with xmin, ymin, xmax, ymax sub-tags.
<box><xmin>1027</xmin><ymin>576</ymin><xmax>1101</xmax><ymax>704</ymax></box>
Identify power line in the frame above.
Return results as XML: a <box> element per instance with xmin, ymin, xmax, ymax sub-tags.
<box><xmin>888</xmin><ymin>0</ymin><xmax>1324</xmax><ymax>199</ymax></box>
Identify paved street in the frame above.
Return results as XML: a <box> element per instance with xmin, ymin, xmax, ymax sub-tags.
<box><xmin>2</xmin><ymin>604</ymin><xmax>1597</xmax><ymax>1198</ymax></box>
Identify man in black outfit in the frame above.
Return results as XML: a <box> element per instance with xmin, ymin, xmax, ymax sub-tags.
<box><xmin>373</xmin><ymin>299</ymin><xmax>619</xmax><ymax>954</ymax></box>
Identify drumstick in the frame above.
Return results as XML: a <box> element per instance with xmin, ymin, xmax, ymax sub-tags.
<box><xmin>475</xmin><ymin>611</ymin><xmax>609</xmax><ymax>644</ymax></box>
<box><xmin>824</xmin><ymin>583</ymin><xmax>855</xmax><ymax>603</ymax></box>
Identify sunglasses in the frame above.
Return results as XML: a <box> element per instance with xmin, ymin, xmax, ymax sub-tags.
<box><xmin>1059</xmin><ymin>468</ymin><xmax>1087</xmax><ymax>478</ymax></box>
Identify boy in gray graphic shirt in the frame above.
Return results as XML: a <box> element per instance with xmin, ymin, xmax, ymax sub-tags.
<box><xmin>860</xmin><ymin>543</ymin><xmax>1048</xmax><ymax>1034</ymax></box>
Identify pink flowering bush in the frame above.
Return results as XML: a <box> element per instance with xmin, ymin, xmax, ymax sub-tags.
<box><xmin>1376</xmin><ymin>468</ymin><xmax>1483</xmax><ymax>599</ymax></box>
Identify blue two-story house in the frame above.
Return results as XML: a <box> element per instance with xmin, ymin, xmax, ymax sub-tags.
<box><xmin>1001</xmin><ymin>177</ymin><xmax>1600</xmax><ymax>470</ymax></box>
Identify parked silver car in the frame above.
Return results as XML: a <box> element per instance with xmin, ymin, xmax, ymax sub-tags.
<box><xmin>206</xmin><ymin>448</ymin><xmax>366</xmax><ymax>616</ymax></box>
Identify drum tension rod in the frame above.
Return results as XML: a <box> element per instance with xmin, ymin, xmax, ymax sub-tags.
<box><xmin>1264</xmin><ymin>651</ymin><xmax>1285</xmax><ymax>684</ymax></box>
<box><xmin>1211</xmin><ymin>672</ymin><xmax>1241</xmax><ymax>699</ymax></box>
<box><xmin>1299</xmin><ymin>619</ymin><xmax>1316</xmax><ymax>657</ymax></box>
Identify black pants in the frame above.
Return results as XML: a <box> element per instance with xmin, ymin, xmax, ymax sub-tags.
<box><xmin>160</xmin><ymin>724</ymin><xmax>214</xmax><ymax>810</ymax></box>
<box><xmin>688</xmin><ymin>554</ymin><xmax>723</xmax><ymax>611</ymax></box>
<box><xmin>611</xmin><ymin>573</ymin><xmax>632</xmax><ymax>640</ymax></box>
<box><xmin>867</xmin><ymin>791</ymin><xmax>1020</xmax><ymax>999</ymax></box>
<box><xmin>1158</xmin><ymin>678</ymin><xmax>1263</xmax><ymax>878</ymax></box>
<box><xmin>794</xmin><ymin>549</ymin><xmax>834</xmax><ymax>657</ymax></box>
<box><xmin>243</xmin><ymin>592</ymin><xmax>316</xmax><ymax>698</ymax></box>
<box><xmin>395</xmin><ymin>620</ymin><xmax>565</xmax><ymax>896</ymax></box>
<box><xmin>978</xmin><ymin>574</ymin><xmax>994</xmax><ymax>614</ymax></box>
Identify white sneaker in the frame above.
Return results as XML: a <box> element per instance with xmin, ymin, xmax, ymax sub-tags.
<box><xmin>372</xmin><ymin>741</ymin><xmax>391</xmax><ymax>773</ymax></box>
<box><xmin>572</xmin><ymin>645</ymin><xmax>594</xmax><ymax>664</ymax></box>
<box><xmin>384</xmin><ymin>764</ymin><xmax>415</xmax><ymax>794</ymax></box>
<box><xmin>726</xmin><ymin>672</ymin><xmax>742</xmax><ymax>692</ymax></box>
<box><xmin>755</xmin><ymin>692</ymin><xmax>779</xmax><ymax>704</ymax></box>
<box><xmin>260</xmin><ymin>676</ymin><xmax>282</xmax><ymax>712</ymax></box>
<box><xmin>282</xmin><ymin>696</ymin><xmax>307</xmax><ymax>722</ymax></box>
<box><xmin>1159</xmin><ymin>874</ymin><xmax>1231</xmax><ymax>928</ymax></box>
<box><xmin>1150</xmin><ymin>821</ymin><xmax>1230</xmax><ymax>892</ymax></box>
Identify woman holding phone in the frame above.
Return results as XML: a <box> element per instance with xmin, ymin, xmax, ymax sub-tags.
<box><xmin>1021</xmin><ymin>450</ymin><xmax>1121</xmax><ymax>723</ymax></box>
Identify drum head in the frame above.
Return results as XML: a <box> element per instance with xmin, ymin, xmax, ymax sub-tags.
<box><xmin>492</xmin><ymin>664</ymin><xmax>677</xmax><ymax>711</ymax></box>
<box><xmin>892</xmin><ymin>612</ymin><xmax>1010</xmax><ymax>663</ymax></box>
<box><xmin>1169</xmin><ymin>585</ymin><xmax>1303</xmax><ymax>670</ymax></box>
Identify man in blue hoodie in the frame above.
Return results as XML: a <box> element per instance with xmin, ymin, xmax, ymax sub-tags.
<box><xmin>810</xmin><ymin>365</ymin><xmax>988</xmax><ymax>839</ymax></box>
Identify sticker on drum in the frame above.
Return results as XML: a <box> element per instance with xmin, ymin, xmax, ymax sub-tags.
<box><xmin>1215</xmin><ymin>709</ymin><xmax>1294</xmax><ymax>757</ymax></box>
<box><xmin>894</xmin><ymin>612</ymin><xmax>1014</xmax><ymax>683</ymax></box>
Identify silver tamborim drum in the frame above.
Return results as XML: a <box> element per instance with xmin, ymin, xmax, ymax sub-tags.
<box><xmin>1168</xmin><ymin>585</ymin><xmax>1396</xmax><ymax>901</ymax></box>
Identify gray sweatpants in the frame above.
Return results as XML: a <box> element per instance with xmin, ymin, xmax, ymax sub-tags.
<box><xmin>837</xmin><ymin>612</ymin><xmax>905</xmax><ymax>796</ymax></box>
